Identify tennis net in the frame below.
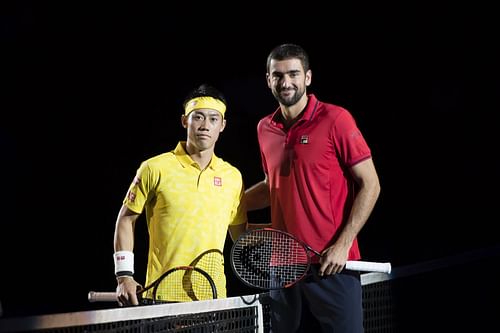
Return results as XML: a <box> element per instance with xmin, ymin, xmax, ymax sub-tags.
<box><xmin>3</xmin><ymin>244</ymin><xmax>498</xmax><ymax>332</ymax></box>
<box><xmin>0</xmin><ymin>294</ymin><xmax>266</xmax><ymax>333</ymax></box>
<box><xmin>0</xmin><ymin>272</ymin><xmax>393</xmax><ymax>333</ymax></box>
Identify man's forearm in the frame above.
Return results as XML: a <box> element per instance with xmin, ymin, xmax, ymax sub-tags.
<box><xmin>245</xmin><ymin>180</ymin><xmax>270</xmax><ymax>211</ymax></box>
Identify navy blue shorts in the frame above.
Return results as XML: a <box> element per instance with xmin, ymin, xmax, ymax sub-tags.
<box><xmin>269</xmin><ymin>264</ymin><xmax>364</xmax><ymax>333</ymax></box>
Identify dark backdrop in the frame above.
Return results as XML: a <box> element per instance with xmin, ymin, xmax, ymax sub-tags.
<box><xmin>2</xmin><ymin>1</ymin><xmax>499</xmax><ymax>317</ymax></box>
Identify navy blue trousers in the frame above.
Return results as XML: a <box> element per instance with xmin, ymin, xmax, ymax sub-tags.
<box><xmin>269</xmin><ymin>265</ymin><xmax>364</xmax><ymax>333</ymax></box>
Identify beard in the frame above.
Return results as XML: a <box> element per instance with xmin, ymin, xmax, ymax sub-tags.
<box><xmin>272</xmin><ymin>86</ymin><xmax>306</xmax><ymax>107</ymax></box>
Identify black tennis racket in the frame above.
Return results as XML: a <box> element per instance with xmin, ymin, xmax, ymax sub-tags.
<box><xmin>230</xmin><ymin>228</ymin><xmax>392</xmax><ymax>290</ymax></box>
<box><xmin>188</xmin><ymin>249</ymin><xmax>225</xmax><ymax>288</ymax></box>
<box><xmin>90</xmin><ymin>249</ymin><xmax>224</xmax><ymax>304</ymax></box>
<box><xmin>88</xmin><ymin>265</ymin><xmax>217</xmax><ymax>304</ymax></box>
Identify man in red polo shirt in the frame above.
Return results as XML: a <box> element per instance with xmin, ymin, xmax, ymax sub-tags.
<box><xmin>245</xmin><ymin>44</ymin><xmax>381</xmax><ymax>332</ymax></box>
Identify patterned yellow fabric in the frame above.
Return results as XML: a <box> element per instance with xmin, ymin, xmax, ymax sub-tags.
<box><xmin>123</xmin><ymin>141</ymin><xmax>246</xmax><ymax>301</ymax></box>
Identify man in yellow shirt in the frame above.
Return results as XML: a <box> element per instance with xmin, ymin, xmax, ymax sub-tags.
<box><xmin>113</xmin><ymin>84</ymin><xmax>247</xmax><ymax>305</ymax></box>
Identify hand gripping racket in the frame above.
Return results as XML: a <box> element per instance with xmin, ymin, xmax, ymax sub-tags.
<box><xmin>88</xmin><ymin>265</ymin><xmax>217</xmax><ymax>304</ymax></box>
<box><xmin>230</xmin><ymin>228</ymin><xmax>391</xmax><ymax>290</ymax></box>
<box><xmin>89</xmin><ymin>249</ymin><xmax>224</xmax><ymax>304</ymax></box>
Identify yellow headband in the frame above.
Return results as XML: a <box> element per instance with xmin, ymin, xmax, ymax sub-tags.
<box><xmin>184</xmin><ymin>96</ymin><xmax>227</xmax><ymax>117</ymax></box>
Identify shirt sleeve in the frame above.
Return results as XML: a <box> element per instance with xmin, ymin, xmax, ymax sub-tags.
<box><xmin>123</xmin><ymin>161</ymin><xmax>154</xmax><ymax>214</ymax></box>
<box><xmin>332</xmin><ymin>109</ymin><xmax>372</xmax><ymax>167</ymax></box>
<box><xmin>229</xmin><ymin>173</ymin><xmax>248</xmax><ymax>226</ymax></box>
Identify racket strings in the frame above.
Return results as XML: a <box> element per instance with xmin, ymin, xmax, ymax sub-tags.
<box><xmin>192</xmin><ymin>251</ymin><xmax>224</xmax><ymax>279</ymax></box>
<box><xmin>272</xmin><ymin>232</ymin><xmax>309</xmax><ymax>287</ymax></box>
<box><xmin>190</xmin><ymin>249</ymin><xmax>224</xmax><ymax>297</ymax></box>
<box><xmin>233</xmin><ymin>230</ymin><xmax>309</xmax><ymax>289</ymax></box>
<box><xmin>154</xmin><ymin>268</ymin><xmax>216</xmax><ymax>302</ymax></box>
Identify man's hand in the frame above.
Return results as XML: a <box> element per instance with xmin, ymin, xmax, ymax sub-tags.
<box><xmin>116</xmin><ymin>276</ymin><xmax>142</xmax><ymax>306</ymax></box>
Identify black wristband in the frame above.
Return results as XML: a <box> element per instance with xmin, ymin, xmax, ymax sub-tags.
<box><xmin>116</xmin><ymin>271</ymin><xmax>134</xmax><ymax>277</ymax></box>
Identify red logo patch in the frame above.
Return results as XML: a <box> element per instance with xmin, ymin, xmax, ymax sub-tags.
<box><xmin>214</xmin><ymin>177</ymin><xmax>222</xmax><ymax>186</ymax></box>
<box><xmin>128</xmin><ymin>191</ymin><xmax>136</xmax><ymax>202</ymax></box>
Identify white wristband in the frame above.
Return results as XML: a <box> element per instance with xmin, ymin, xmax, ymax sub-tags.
<box><xmin>114</xmin><ymin>251</ymin><xmax>134</xmax><ymax>276</ymax></box>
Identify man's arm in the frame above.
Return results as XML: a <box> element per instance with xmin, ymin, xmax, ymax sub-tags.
<box><xmin>244</xmin><ymin>175</ymin><xmax>270</xmax><ymax>211</ymax></box>
<box><xmin>113</xmin><ymin>205</ymin><xmax>142</xmax><ymax>306</ymax></box>
<box><xmin>319</xmin><ymin>158</ymin><xmax>381</xmax><ymax>276</ymax></box>
<box><xmin>244</xmin><ymin>175</ymin><xmax>272</xmax><ymax>229</ymax></box>
<box><xmin>114</xmin><ymin>205</ymin><xmax>139</xmax><ymax>251</ymax></box>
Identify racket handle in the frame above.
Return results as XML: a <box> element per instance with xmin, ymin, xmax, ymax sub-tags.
<box><xmin>88</xmin><ymin>291</ymin><xmax>117</xmax><ymax>302</ymax></box>
<box><xmin>345</xmin><ymin>260</ymin><xmax>392</xmax><ymax>273</ymax></box>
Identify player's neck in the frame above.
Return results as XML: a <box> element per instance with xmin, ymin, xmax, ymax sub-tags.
<box><xmin>187</xmin><ymin>147</ymin><xmax>214</xmax><ymax>170</ymax></box>
<box><xmin>280</xmin><ymin>96</ymin><xmax>308</xmax><ymax>129</ymax></box>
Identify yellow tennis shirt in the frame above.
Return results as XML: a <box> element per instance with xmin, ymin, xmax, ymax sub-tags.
<box><xmin>123</xmin><ymin>141</ymin><xmax>247</xmax><ymax>302</ymax></box>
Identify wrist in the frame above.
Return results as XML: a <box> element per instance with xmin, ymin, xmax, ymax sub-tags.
<box><xmin>116</xmin><ymin>275</ymin><xmax>134</xmax><ymax>282</ymax></box>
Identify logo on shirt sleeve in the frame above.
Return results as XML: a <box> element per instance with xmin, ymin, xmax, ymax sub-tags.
<box><xmin>127</xmin><ymin>191</ymin><xmax>136</xmax><ymax>202</ymax></box>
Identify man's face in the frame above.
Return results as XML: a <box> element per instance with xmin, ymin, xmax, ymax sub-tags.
<box><xmin>183</xmin><ymin>109</ymin><xmax>226</xmax><ymax>152</ymax></box>
<box><xmin>267</xmin><ymin>58</ymin><xmax>311</xmax><ymax>107</ymax></box>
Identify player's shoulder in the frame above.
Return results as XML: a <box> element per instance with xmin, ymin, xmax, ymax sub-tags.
<box><xmin>318</xmin><ymin>100</ymin><xmax>351</xmax><ymax>119</ymax></box>
<box><xmin>141</xmin><ymin>151</ymin><xmax>176</xmax><ymax>168</ymax></box>
<box><xmin>214</xmin><ymin>156</ymin><xmax>243</xmax><ymax>176</ymax></box>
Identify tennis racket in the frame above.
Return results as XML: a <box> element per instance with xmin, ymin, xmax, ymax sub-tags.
<box><xmin>230</xmin><ymin>228</ymin><xmax>392</xmax><ymax>290</ymax></box>
<box><xmin>89</xmin><ymin>249</ymin><xmax>224</xmax><ymax>303</ymax></box>
<box><xmin>88</xmin><ymin>265</ymin><xmax>217</xmax><ymax>304</ymax></box>
<box><xmin>188</xmin><ymin>249</ymin><xmax>225</xmax><ymax>286</ymax></box>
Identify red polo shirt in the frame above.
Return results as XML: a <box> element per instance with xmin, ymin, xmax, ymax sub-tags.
<box><xmin>257</xmin><ymin>94</ymin><xmax>372</xmax><ymax>261</ymax></box>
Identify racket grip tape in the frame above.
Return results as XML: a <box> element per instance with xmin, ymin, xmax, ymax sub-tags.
<box><xmin>345</xmin><ymin>260</ymin><xmax>391</xmax><ymax>273</ymax></box>
<box><xmin>88</xmin><ymin>291</ymin><xmax>117</xmax><ymax>302</ymax></box>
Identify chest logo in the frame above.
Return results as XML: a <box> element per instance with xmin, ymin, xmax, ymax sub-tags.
<box><xmin>300</xmin><ymin>135</ymin><xmax>309</xmax><ymax>144</ymax></box>
<box><xmin>214</xmin><ymin>177</ymin><xmax>222</xmax><ymax>186</ymax></box>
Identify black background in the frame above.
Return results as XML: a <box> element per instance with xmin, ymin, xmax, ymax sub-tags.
<box><xmin>2</xmin><ymin>1</ymin><xmax>499</xmax><ymax>318</ymax></box>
